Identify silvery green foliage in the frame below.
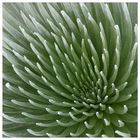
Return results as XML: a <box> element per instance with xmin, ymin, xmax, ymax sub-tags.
<box><xmin>3</xmin><ymin>3</ymin><xmax>137</xmax><ymax>137</ymax></box>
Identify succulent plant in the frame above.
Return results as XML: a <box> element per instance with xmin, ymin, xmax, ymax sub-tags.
<box><xmin>3</xmin><ymin>3</ymin><xmax>137</xmax><ymax>137</ymax></box>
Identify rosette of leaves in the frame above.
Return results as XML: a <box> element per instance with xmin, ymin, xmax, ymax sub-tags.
<box><xmin>3</xmin><ymin>3</ymin><xmax>137</xmax><ymax>137</ymax></box>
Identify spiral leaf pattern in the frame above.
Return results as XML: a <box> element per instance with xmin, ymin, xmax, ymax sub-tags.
<box><xmin>3</xmin><ymin>3</ymin><xmax>137</xmax><ymax>137</ymax></box>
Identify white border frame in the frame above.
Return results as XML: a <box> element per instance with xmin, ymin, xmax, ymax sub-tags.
<box><xmin>0</xmin><ymin>0</ymin><xmax>139</xmax><ymax>140</ymax></box>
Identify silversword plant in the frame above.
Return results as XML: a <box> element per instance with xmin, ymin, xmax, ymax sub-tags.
<box><xmin>3</xmin><ymin>3</ymin><xmax>137</xmax><ymax>137</ymax></box>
